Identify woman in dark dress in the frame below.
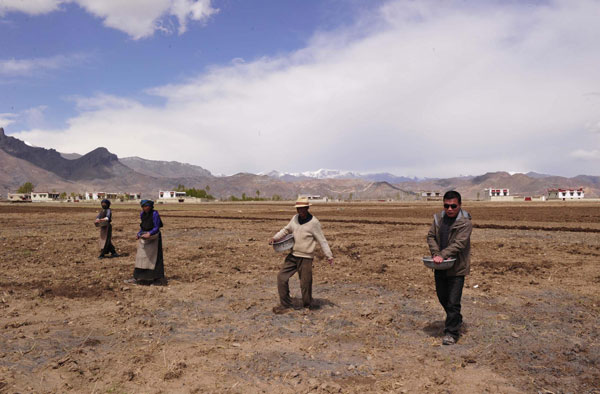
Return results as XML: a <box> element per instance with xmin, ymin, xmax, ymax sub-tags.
<box><xmin>95</xmin><ymin>199</ymin><xmax>119</xmax><ymax>259</ymax></box>
<box><xmin>131</xmin><ymin>200</ymin><xmax>167</xmax><ymax>285</ymax></box>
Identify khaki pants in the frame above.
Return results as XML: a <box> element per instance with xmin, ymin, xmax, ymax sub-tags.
<box><xmin>277</xmin><ymin>254</ymin><xmax>313</xmax><ymax>308</ymax></box>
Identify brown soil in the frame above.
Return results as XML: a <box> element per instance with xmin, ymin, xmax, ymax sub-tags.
<box><xmin>0</xmin><ymin>201</ymin><xmax>599</xmax><ymax>393</ymax></box>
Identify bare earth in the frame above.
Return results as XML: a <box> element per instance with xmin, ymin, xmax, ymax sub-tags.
<box><xmin>0</xmin><ymin>202</ymin><xmax>599</xmax><ymax>393</ymax></box>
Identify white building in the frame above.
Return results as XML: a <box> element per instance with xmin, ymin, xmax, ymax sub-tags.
<box><xmin>486</xmin><ymin>188</ymin><xmax>509</xmax><ymax>197</ymax></box>
<box><xmin>159</xmin><ymin>190</ymin><xmax>187</xmax><ymax>201</ymax></box>
<box><xmin>125</xmin><ymin>193</ymin><xmax>141</xmax><ymax>201</ymax></box>
<box><xmin>298</xmin><ymin>194</ymin><xmax>328</xmax><ymax>203</ymax></box>
<box><xmin>483</xmin><ymin>188</ymin><xmax>513</xmax><ymax>201</ymax></box>
<box><xmin>84</xmin><ymin>192</ymin><xmax>124</xmax><ymax>201</ymax></box>
<box><xmin>420</xmin><ymin>191</ymin><xmax>442</xmax><ymax>201</ymax></box>
<box><xmin>7</xmin><ymin>193</ymin><xmax>31</xmax><ymax>202</ymax></box>
<box><xmin>548</xmin><ymin>188</ymin><xmax>584</xmax><ymax>200</ymax></box>
<box><xmin>31</xmin><ymin>192</ymin><xmax>60</xmax><ymax>202</ymax></box>
<box><xmin>85</xmin><ymin>192</ymin><xmax>103</xmax><ymax>201</ymax></box>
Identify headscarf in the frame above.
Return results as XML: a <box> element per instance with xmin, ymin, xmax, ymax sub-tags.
<box><xmin>140</xmin><ymin>200</ymin><xmax>159</xmax><ymax>231</ymax></box>
<box><xmin>101</xmin><ymin>199</ymin><xmax>111</xmax><ymax>208</ymax></box>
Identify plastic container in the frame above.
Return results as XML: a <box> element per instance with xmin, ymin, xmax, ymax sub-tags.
<box><xmin>422</xmin><ymin>257</ymin><xmax>456</xmax><ymax>270</ymax></box>
<box><xmin>273</xmin><ymin>234</ymin><xmax>294</xmax><ymax>252</ymax></box>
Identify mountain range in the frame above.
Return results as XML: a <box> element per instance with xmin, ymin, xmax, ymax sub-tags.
<box><xmin>1</xmin><ymin>127</ymin><xmax>599</xmax><ymax>200</ymax></box>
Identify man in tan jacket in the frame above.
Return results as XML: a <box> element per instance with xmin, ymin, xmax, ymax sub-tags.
<box><xmin>427</xmin><ymin>190</ymin><xmax>472</xmax><ymax>345</ymax></box>
<box><xmin>270</xmin><ymin>197</ymin><xmax>334</xmax><ymax>314</ymax></box>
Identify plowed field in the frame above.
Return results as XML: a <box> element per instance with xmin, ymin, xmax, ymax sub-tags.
<box><xmin>0</xmin><ymin>201</ymin><xmax>598</xmax><ymax>393</ymax></box>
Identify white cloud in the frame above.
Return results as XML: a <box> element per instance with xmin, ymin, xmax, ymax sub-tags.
<box><xmin>21</xmin><ymin>106</ymin><xmax>48</xmax><ymax>129</ymax></box>
<box><xmin>0</xmin><ymin>106</ymin><xmax>48</xmax><ymax>129</ymax></box>
<box><xmin>585</xmin><ymin>119</ymin><xmax>600</xmax><ymax>134</ymax></box>
<box><xmin>0</xmin><ymin>53</ymin><xmax>88</xmax><ymax>77</ymax></box>
<box><xmin>0</xmin><ymin>112</ymin><xmax>16</xmax><ymax>127</ymax></box>
<box><xmin>0</xmin><ymin>0</ymin><xmax>62</xmax><ymax>15</ymax></box>
<box><xmin>11</xmin><ymin>0</ymin><xmax>600</xmax><ymax>177</ymax></box>
<box><xmin>570</xmin><ymin>149</ymin><xmax>600</xmax><ymax>160</ymax></box>
<box><xmin>0</xmin><ymin>0</ymin><xmax>218</xmax><ymax>39</ymax></box>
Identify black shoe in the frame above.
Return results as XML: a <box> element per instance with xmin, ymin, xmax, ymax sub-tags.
<box><xmin>98</xmin><ymin>254</ymin><xmax>105</xmax><ymax>259</ymax></box>
<box><xmin>110</xmin><ymin>253</ymin><xmax>120</xmax><ymax>258</ymax></box>
<box><xmin>152</xmin><ymin>277</ymin><xmax>168</xmax><ymax>286</ymax></box>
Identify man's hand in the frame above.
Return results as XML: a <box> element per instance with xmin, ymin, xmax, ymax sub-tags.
<box><xmin>433</xmin><ymin>255</ymin><xmax>444</xmax><ymax>264</ymax></box>
<box><xmin>94</xmin><ymin>219</ymin><xmax>100</xmax><ymax>223</ymax></box>
<box><xmin>327</xmin><ymin>257</ymin><xmax>334</xmax><ymax>265</ymax></box>
<box><xmin>269</xmin><ymin>237</ymin><xmax>277</xmax><ymax>245</ymax></box>
<box><xmin>141</xmin><ymin>233</ymin><xmax>151</xmax><ymax>239</ymax></box>
<box><xmin>136</xmin><ymin>234</ymin><xmax>140</xmax><ymax>240</ymax></box>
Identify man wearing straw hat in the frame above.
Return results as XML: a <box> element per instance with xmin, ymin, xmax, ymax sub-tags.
<box><xmin>270</xmin><ymin>197</ymin><xmax>334</xmax><ymax>314</ymax></box>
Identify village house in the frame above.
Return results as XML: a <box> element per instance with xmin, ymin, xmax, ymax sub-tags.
<box><xmin>420</xmin><ymin>191</ymin><xmax>442</xmax><ymax>201</ymax></box>
<box><xmin>547</xmin><ymin>188</ymin><xmax>584</xmax><ymax>200</ymax></box>
<box><xmin>159</xmin><ymin>190</ymin><xmax>187</xmax><ymax>203</ymax></box>
<box><xmin>84</xmin><ymin>192</ymin><xmax>140</xmax><ymax>201</ymax></box>
<box><xmin>31</xmin><ymin>192</ymin><xmax>60</xmax><ymax>202</ymax></box>
<box><xmin>7</xmin><ymin>193</ymin><xmax>32</xmax><ymax>202</ymax></box>
<box><xmin>483</xmin><ymin>188</ymin><xmax>512</xmax><ymax>201</ymax></box>
<box><xmin>298</xmin><ymin>194</ymin><xmax>328</xmax><ymax>203</ymax></box>
<box><xmin>122</xmin><ymin>193</ymin><xmax>142</xmax><ymax>201</ymax></box>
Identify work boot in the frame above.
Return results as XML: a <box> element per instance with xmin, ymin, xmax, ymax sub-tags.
<box><xmin>442</xmin><ymin>334</ymin><xmax>457</xmax><ymax>345</ymax></box>
<box><xmin>98</xmin><ymin>254</ymin><xmax>105</xmax><ymax>259</ymax></box>
<box><xmin>110</xmin><ymin>253</ymin><xmax>120</xmax><ymax>258</ymax></box>
<box><xmin>272</xmin><ymin>305</ymin><xmax>290</xmax><ymax>315</ymax></box>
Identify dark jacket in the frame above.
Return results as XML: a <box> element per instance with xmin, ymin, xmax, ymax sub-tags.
<box><xmin>427</xmin><ymin>209</ymin><xmax>472</xmax><ymax>276</ymax></box>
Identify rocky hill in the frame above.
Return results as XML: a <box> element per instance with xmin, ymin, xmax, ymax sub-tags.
<box><xmin>120</xmin><ymin>156</ymin><xmax>212</xmax><ymax>178</ymax></box>
<box><xmin>0</xmin><ymin>128</ymin><xmax>136</xmax><ymax>181</ymax></box>
<box><xmin>397</xmin><ymin>171</ymin><xmax>600</xmax><ymax>199</ymax></box>
<box><xmin>0</xmin><ymin>148</ymin><xmax>82</xmax><ymax>193</ymax></box>
<box><xmin>1</xmin><ymin>127</ymin><xmax>599</xmax><ymax>200</ymax></box>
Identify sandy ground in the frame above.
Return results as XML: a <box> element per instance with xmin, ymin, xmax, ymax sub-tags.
<box><xmin>0</xmin><ymin>201</ymin><xmax>599</xmax><ymax>393</ymax></box>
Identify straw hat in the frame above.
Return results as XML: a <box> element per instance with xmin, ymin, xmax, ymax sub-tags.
<box><xmin>294</xmin><ymin>196</ymin><xmax>311</xmax><ymax>208</ymax></box>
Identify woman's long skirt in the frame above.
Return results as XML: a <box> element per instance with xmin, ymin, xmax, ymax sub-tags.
<box><xmin>100</xmin><ymin>224</ymin><xmax>116</xmax><ymax>255</ymax></box>
<box><xmin>133</xmin><ymin>233</ymin><xmax>165</xmax><ymax>282</ymax></box>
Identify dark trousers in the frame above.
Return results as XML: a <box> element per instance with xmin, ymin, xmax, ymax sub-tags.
<box><xmin>434</xmin><ymin>271</ymin><xmax>465</xmax><ymax>339</ymax></box>
<box><xmin>277</xmin><ymin>254</ymin><xmax>313</xmax><ymax>308</ymax></box>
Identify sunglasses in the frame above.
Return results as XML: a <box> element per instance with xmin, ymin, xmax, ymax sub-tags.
<box><xmin>444</xmin><ymin>204</ymin><xmax>458</xmax><ymax>209</ymax></box>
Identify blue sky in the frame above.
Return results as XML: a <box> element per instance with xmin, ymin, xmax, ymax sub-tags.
<box><xmin>1</xmin><ymin>0</ymin><xmax>381</xmax><ymax>129</ymax></box>
<box><xmin>1</xmin><ymin>0</ymin><xmax>600</xmax><ymax>177</ymax></box>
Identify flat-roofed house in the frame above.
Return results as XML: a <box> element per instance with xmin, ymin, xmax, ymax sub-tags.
<box><xmin>31</xmin><ymin>192</ymin><xmax>60</xmax><ymax>202</ymax></box>
<box><xmin>8</xmin><ymin>193</ymin><xmax>31</xmax><ymax>202</ymax></box>
<box><xmin>159</xmin><ymin>190</ymin><xmax>187</xmax><ymax>203</ymax></box>
<box><xmin>547</xmin><ymin>188</ymin><xmax>584</xmax><ymax>200</ymax></box>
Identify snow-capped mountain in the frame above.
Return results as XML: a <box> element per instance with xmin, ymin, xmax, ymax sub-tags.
<box><xmin>261</xmin><ymin>169</ymin><xmax>423</xmax><ymax>183</ymax></box>
<box><xmin>261</xmin><ymin>169</ymin><xmax>361</xmax><ymax>180</ymax></box>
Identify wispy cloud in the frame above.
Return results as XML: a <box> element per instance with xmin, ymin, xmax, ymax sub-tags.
<box><xmin>570</xmin><ymin>149</ymin><xmax>600</xmax><ymax>160</ymax></box>
<box><xmin>0</xmin><ymin>53</ymin><xmax>89</xmax><ymax>77</ymax></box>
<box><xmin>0</xmin><ymin>0</ymin><xmax>218</xmax><ymax>39</ymax></box>
<box><xmin>0</xmin><ymin>106</ymin><xmax>48</xmax><ymax>129</ymax></box>
<box><xmin>0</xmin><ymin>0</ymin><xmax>62</xmax><ymax>16</ymax></box>
<box><xmin>0</xmin><ymin>112</ymin><xmax>16</xmax><ymax>127</ymax></box>
<box><xmin>11</xmin><ymin>0</ymin><xmax>600</xmax><ymax>177</ymax></box>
